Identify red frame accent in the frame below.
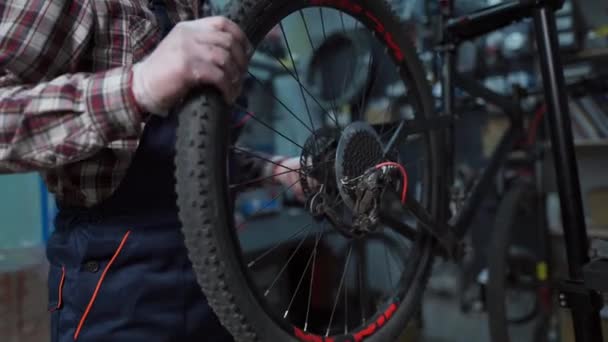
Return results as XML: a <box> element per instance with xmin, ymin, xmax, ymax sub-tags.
<box><xmin>526</xmin><ymin>104</ymin><xmax>547</xmax><ymax>146</ymax></box>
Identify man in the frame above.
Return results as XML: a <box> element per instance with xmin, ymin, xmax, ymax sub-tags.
<box><xmin>0</xmin><ymin>0</ymin><xmax>300</xmax><ymax>341</ymax></box>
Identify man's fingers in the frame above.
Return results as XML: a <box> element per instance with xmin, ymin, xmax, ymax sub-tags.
<box><xmin>133</xmin><ymin>16</ymin><xmax>252</xmax><ymax>115</ymax></box>
<box><xmin>194</xmin><ymin>31</ymin><xmax>249</xmax><ymax>73</ymax></box>
<box><xmin>228</xmin><ymin>37</ymin><xmax>250</xmax><ymax>73</ymax></box>
<box><xmin>190</xmin><ymin>42</ymin><xmax>241</xmax><ymax>90</ymax></box>
<box><xmin>190</xmin><ymin>61</ymin><xmax>236</xmax><ymax>103</ymax></box>
<box><xmin>209</xmin><ymin>45</ymin><xmax>241</xmax><ymax>85</ymax></box>
<box><xmin>205</xmin><ymin>16</ymin><xmax>252</xmax><ymax>55</ymax></box>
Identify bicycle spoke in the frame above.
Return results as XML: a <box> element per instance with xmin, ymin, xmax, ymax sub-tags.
<box><xmin>384</xmin><ymin>244</ymin><xmax>394</xmax><ymax>289</ymax></box>
<box><xmin>298</xmin><ymin>9</ymin><xmax>316</xmax><ymax>51</ymax></box>
<box><xmin>338</xmin><ymin>58</ymin><xmax>352</xmax><ymax>115</ymax></box>
<box><xmin>234</xmin><ymin>157</ymin><xmax>343</xmax><ymax>229</ymax></box>
<box><xmin>264</xmin><ymin>226</ymin><xmax>313</xmax><ymax>297</ymax></box>
<box><xmin>379</xmin><ymin>98</ymin><xmax>400</xmax><ymax>139</ymax></box>
<box><xmin>296</xmin><ymin>9</ymin><xmax>342</xmax><ymax>136</ymax></box>
<box><xmin>315</xmin><ymin>8</ymin><xmax>341</xmax><ymax>122</ymax></box>
<box><xmin>383</xmin><ymin>116</ymin><xmax>454</xmax><ymax>155</ymax></box>
<box><xmin>378</xmin><ymin>108</ymin><xmax>392</xmax><ymax>138</ymax></box>
<box><xmin>259</xmin><ymin>45</ymin><xmax>340</xmax><ymax>128</ymax></box>
<box><xmin>230</xmin><ymin>146</ymin><xmax>299</xmax><ymax>172</ymax></box>
<box><xmin>378</xmin><ymin>86</ymin><xmax>415</xmax><ymax>139</ymax></box>
<box><xmin>382</xmin><ymin>119</ymin><xmax>425</xmax><ymax>155</ymax></box>
<box><xmin>337</xmin><ymin>13</ymin><xmax>357</xmax><ymax>124</ymax></box>
<box><xmin>230</xmin><ymin>158</ymin><xmax>329</xmax><ymax>189</ymax></box>
<box><xmin>231</xmin><ymin>144</ymin><xmax>339</xmax><ymax>176</ymax></box>
<box><xmin>304</xmin><ymin>225</ymin><xmax>320</xmax><ymax>332</ymax></box>
<box><xmin>344</xmin><ymin>264</ymin><xmax>348</xmax><ymax>334</ymax></box>
<box><xmin>247</xmin><ymin>71</ymin><xmax>314</xmax><ymax>133</ymax></box>
<box><xmin>233</xmin><ymin>104</ymin><xmax>309</xmax><ymax>152</ymax></box>
<box><xmin>383</xmin><ymin>119</ymin><xmax>405</xmax><ymax>155</ymax></box>
<box><xmin>284</xmin><ymin>227</ymin><xmax>325</xmax><ymax>318</ymax></box>
<box><xmin>357</xmin><ymin>240</ymin><xmax>367</xmax><ymax>325</ymax></box>
<box><xmin>326</xmin><ymin>243</ymin><xmax>353</xmax><ymax>337</ymax></box>
<box><xmin>318</xmin><ymin>8</ymin><xmax>326</xmax><ymax>42</ymax></box>
<box><xmin>237</xmin><ymin>179</ymin><xmax>302</xmax><ymax>230</ymax></box>
<box><xmin>230</xmin><ymin>168</ymin><xmax>298</xmax><ymax>190</ymax></box>
<box><xmin>248</xmin><ymin>223</ymin><xmax>312</xmax><ymax>268</ymax></box>
<box><xmin>279</xmin><ymin>23</ymin><xmax>318</xmax><ymax>141</ymax></box>
<box><xmin>356</xmin><ymin>51</ymin><xmax>378</xmax><ymax>121</ymax></box>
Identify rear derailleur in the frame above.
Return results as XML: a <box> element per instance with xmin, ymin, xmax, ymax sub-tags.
<box><xmin>306</xmin><ymin>167</ymin><xmax>398</xmax><ymax>239</ymax></box>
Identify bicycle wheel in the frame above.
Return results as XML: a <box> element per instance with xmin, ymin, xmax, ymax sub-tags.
<box><xmin>487</xmin><ymin>184</ymin><xmax>553</xmax><ymax>342</ymax></box>
<box><xmin>175</xmin><ymin>0</ymin><xmax>444</xmax><ymax>341</ymax></box>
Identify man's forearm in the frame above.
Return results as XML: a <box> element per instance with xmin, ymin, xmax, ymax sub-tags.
<box><xmin>0</xmin><ymin>67</ymin><xmax>144</xmax><ymax>173</ymax></box>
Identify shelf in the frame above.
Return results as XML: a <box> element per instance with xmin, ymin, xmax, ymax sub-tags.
<box><xmin>542</xmin><ymin>139</ymin><xmax>608</xmax><ymax>149</ymax></box>
<box><xmin>565</xmin><ymin>48</ymin><xmax>608</xmax><ymax>63</ymax></box>
<box><xmin>588</xmin><ymin>227</ymin><xmax>608</xmax><ymax>239</ymax></box>
<box><xmin>574</xmin><ymin>139</ymin><xmax>608</xmax><ymax>147</ymax></box>
<box><xmin>550</xmin><ymin>225</ymin><xmax>608</xmax><ymax>239</ymax></box>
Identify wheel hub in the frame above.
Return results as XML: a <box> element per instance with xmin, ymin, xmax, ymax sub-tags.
<box><xmin>300</xmin><ymin>122</ymin><xmax>391</xmax><ymax>238</ymax></box>
<box><xmin>335</xmin><ymin>122</ymin><xmax>384</xmax><ymax>210</ymax></box>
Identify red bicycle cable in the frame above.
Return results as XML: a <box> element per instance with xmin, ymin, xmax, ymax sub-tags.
<box><xmin>374</xmin><ymin>162</ymin><xmax>408</xmax><ymax>204</ymax></box>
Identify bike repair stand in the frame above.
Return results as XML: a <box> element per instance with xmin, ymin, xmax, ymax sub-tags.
<box><xmin>533</xmin><ymin>1</ymin><xmax>604</xmax><ymax>341</ymax></box>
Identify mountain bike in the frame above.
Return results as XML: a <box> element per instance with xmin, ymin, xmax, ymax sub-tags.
<box><xmin>174</xmin><ymin>0</ymin><xmax>603</xmax><ymax>341</ymax></box>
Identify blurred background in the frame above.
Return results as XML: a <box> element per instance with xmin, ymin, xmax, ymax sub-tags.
<box><xmin>1</xmin><ymin>0</ymin><xmax>608</xmax><ymax>341</ymax></box>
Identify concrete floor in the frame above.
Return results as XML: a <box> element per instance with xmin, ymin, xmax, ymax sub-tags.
<box><xmin>422</xmin><ymin>294</ymin><xmax>533</xmax><ymax>342</ymax></box>
<box><xmin>420</xmin><ymin>261</ymin><xmax>557</xmax><ymax>342</ymax></box>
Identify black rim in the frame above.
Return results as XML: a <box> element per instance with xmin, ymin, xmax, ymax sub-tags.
<box><xmin>223</xmin><ymin>3</ymin><xmax>436</xmax><ymax>339</ymax></box>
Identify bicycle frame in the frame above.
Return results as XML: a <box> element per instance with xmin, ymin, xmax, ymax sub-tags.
<box><xmin>437</xmin><ymin>0</ymin><xmax>603</xmax><ymax>341</ymax></box>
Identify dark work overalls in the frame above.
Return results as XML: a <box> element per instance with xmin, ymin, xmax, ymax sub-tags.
<box><xmin>46</xmin><ymin>3</ymin><xmax>235</xmax><ymax>341</ymax></box>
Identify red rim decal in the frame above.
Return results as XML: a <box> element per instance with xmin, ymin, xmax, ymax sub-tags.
<box><xmin>309</xmin><ymin>0</ymin><xmax>404</xmax><ymax>62</ymax></box>
<box><xmin>293</xmin><ymin>302</ymin><xmax>399</xmax><ymax>342</ymax></box>
<box><xmin>294</xmin><ymin>328</ymin><xmax>334</xmax><ymax>342</ymax></box>
<box><xmin>353</xmin><ymin>303</ymin><xmax>398</xmax><ymax>342</ymax></box>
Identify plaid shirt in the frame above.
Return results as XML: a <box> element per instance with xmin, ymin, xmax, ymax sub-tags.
<box><xmin>0</xmin><ymin>0</ymin><xmax>237</xmax><ymax>207</ymax></box>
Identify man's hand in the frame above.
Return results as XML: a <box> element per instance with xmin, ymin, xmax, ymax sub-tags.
<box><xmin>132</xmin><ymin>17</ymin><xmax>252</xmax><ymax>116</ymax></box>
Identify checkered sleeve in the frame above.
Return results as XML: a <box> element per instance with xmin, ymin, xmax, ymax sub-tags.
<box><xmin>0</xmin><ymin>0</ymin><xmax>145</xmax><ymax>173</ymax></box>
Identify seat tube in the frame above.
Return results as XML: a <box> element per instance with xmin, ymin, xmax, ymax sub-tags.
<box><xmin>533</xmin><ymin>5</ymin><xmax>603</xmax><ymax>342</ymax></box>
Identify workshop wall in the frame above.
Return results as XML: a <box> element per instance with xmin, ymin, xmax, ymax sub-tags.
<box><xmin>0</xmin><ymin>173</ymin><xmax>49</xmax><ymax>342</ymax></box>
<box><xmin>0</xmin><ymin>173</ymin><xmax>43</xmax><ymax>250</ymax></box>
